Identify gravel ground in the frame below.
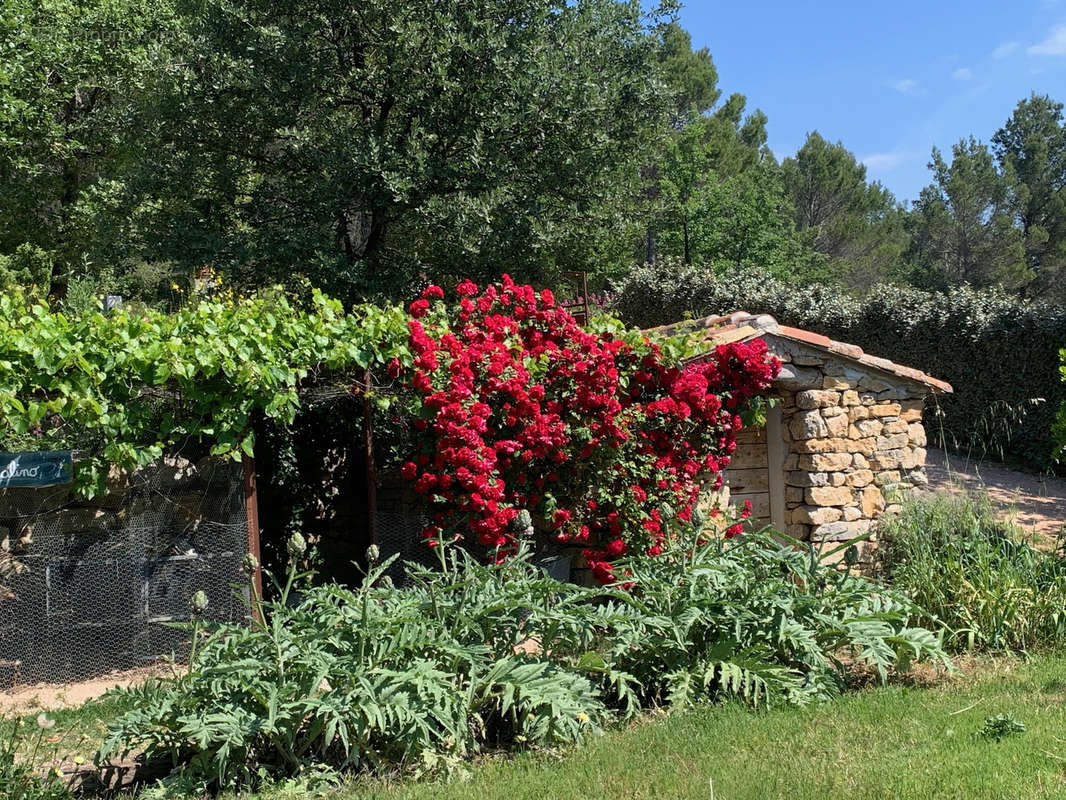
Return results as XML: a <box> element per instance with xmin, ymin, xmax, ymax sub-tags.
<box><xmin>922</xmin><ymin>447</ymin><xmax>1066</xmax><ymax>540</ymax></box>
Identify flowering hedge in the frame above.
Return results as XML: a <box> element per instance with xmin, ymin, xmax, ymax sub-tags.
<box><xmin>395</xmin><ymin>276</ymin><xmax>779</xmax><ymax>582</ymax></box>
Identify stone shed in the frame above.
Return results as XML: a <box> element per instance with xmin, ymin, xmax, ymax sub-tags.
<box><xmin>646</xmin><ymin>312</ymin><xmax>953</xmax><ymax>555</ymax></box>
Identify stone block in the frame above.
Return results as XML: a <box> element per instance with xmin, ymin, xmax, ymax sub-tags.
<box><xmin>810</xmin><ymin>519</ymin><xmax>873</xmax><ymax>542</ymax></box>
<box><xmin>908</xmin><ymin>423</ymin><xmax>927</xmax><ymax>447</ymax></box>
<box><xmin>861</xmin><ymin>485</ymin><xmax>885</xmax><ymax>517</ymax></box>
<box><xmin>798</xmin><ymin>452</ymin><xmax>853</xmax><ymax>472</ymax></box>
<box><xmin>786</xmin><ymin>486</ymin><xmax>805</xmax><ymax>503</ymax></box>
<box><xmin>880</xmin><ymin>419</ymin><xmax>908</xmax><ymax>435</ymax></box>
<box><xmin>869</xmin><ymin>450</ymin><xmax>905</xmax><ymax>470</ymax></box>
<box><xmin>793</xmin><ymin>437</ymin><xmax>850</xmax><ymax>454</ymax></box>
<box><xmin>775</xmin><ymin>364</ymin><xmax>822</xmax><ymax>390</ymax></box>
<box><xmin>842</xmin><ymin>506</ymin><xmax>862</xmax><ymax>521</ymax></box>
<box><xmin>901</xmin><ymin>447</ymin><xmax>926</xmax><ymax>469</ymax></box>
<box><xmin>786</xmin><ymin>523</ymin><xmax>811</xmax><ymax>540</ymax></box>
<box><xmin>852</xmin><ymin>453</ymin><xmax>870</xmax><ymax>469</ymax></box>
<box><xmin>874</xmin><ymin>470</ymin><xmax>901</xmax><ymax>486</ymax></box>
<box><xmin>805</xmin><ymin>486</ymin><xmax>854</xmax><ymax>506</ymax></box>
<box><xmin>846</xmin><ymin>469</ymin><xmax>874</xmax><ymax>487</ymax></box>
<box><xmin>878</xmin><ymin>387</ymin><xmax>914</xmax><ymax>400</ymax></box>
<box><xmin>790</xmin><ymin>410</ymin><xmax>829</xmax><ymax>439</ymax></box>
<box><xmin>822</xmin><ymin>375</ymin><xmax>851</xmax><ymax>390</ymax></box>
<box><xmin>791</xmin><ymin>352</ymin><xmax>826</xmax><ymax>367</ymax></box>
<box><xmin>859</xmin><ymin>392</ymin><xmax>878</xmax><ymax>406</ymax></box>
<box><xmin>875</xmin><ymin>433</ymin><xmax>910</xmax><ymax>450</ymax></box>
<box><xmin>858</xmin><ymin>375</ymin><xmax>894</xmax><ymax>392</ymax></box>
<box><xmin>848</xmin><ymin>419</ymin><xmax>883</xmax><ymax>439</ymax></box>
<box><xmin>822</xmin><ymin>405</ymin><xmax>847</xmax><ymax>418</ymax></box>
<box><xmin>824</xmin><ymin>413</ymin><xmax>849</xmax><ymax>438</ymax></box>
<box><xmin>845</xmin><ymin>438</ymin><xmax>876</xmax><ymax>456</ymax></box>
<box><xmin>869</xmin><ymin>403</ymin><xmax>902</xmax><ymax>418</ymax></box>
<box><xmin>903</xmin><ymin>468</ymin><xmax>928</xmax><ymax>487</ymax></box>
<box><xmin>842</xmin><ymin>390</ymin><xmax>860</xmax><ymax>406</ymax></box>
<box><xmin>900</xmin><ymin>399</ymin><xmax>925</xmax><ymax>421</ymax></box>
<box><xmin>848</xmin><ymin>406</ymin><xmax>870</xmax><ymax>421</ymax></box>
<box><xmin>829</xmin><ymin>472</ymin><xmax>847</xmax><ymax>486</ymax></box>
<box><xmin>792</xmin><ymin>505</ymin><xmax>843</xmax><ymax>525</ymax></box>
<box><xmin>796</xmin><ymin>390</ymin><xmax>840</xmax><ymax>410</ymax></box>
<box><xmin>787</xmin><ymin>470</ymin><xmax>829</xmax><ymax>487</ymax></box>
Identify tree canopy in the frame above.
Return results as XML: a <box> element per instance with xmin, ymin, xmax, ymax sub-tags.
<box><xmin>2</xmin><ymin>1</ymin><xmax>1066</xmax><ymax>308</ymax></box>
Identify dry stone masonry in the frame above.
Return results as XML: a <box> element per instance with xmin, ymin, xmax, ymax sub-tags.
<box><xmin>654</xmin><ymin>310</ymin><xmax>951</xmax><ymax>563</ymax></box>
<box><xmin>774</xmin><ymin>342</ymin><xmax>929</xmax><ymax>552</ymax></box>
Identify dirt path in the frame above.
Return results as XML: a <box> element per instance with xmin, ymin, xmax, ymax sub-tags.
<box><xmin>923</xmin><ymin>447</ymin><xmax>1066</xmax><ymax>540</ymax></box>
<box><xmin>0</xmin><ymin>664</ymin><xmax>174</xmax><ymax>715</ymax></box>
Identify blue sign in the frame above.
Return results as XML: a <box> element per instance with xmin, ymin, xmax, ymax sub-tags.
<box><xmin>0</xmin><ymin>451</ymin><xmax>73</xmax><ymax>488</ymax></box>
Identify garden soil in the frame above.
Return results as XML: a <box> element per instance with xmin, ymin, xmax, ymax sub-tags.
<box><xmin>0</xmin><ymin>664</ymin><xmax>174</xmax><ymax>715</ymax></box>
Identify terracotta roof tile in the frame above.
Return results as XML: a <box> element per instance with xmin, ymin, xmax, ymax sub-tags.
<box><xmin>644</xmin><ymin>311</ymin><xmax>953</xmax><ymax>394</ymax></box>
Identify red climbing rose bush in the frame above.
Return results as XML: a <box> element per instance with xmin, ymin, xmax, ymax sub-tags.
<box><xmin>394</xmin><ymin>276</ymin><xmax>779</xmax><ymax>583</ymax></box>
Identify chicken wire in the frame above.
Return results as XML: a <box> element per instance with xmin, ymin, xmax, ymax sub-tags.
<box><xmin>0</xmin><ymin>454</ymin><xmax>250</xmax><ymax>689</ymax></box>
<box><xmin>374</xmin><ymin>505</ymin><xmax>439</xmax><ymax>586</ymax></box>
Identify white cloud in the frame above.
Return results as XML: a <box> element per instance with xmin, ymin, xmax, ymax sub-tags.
<box><xmin>892</xmin><ymin>78</ymin><xmax>917</xmax><ymax>93</ymax></box>
<box><xmin>952</xmin><ymin>67</ymin><xmax>973</xmax><ymax>79</ymax></box>
<box><xmin>861</xmin><ymin>151</ymin><xmax>909</xmax><ymax>171</ymax></box>
<box><xmin>992</xmin><ymin>41</ymin><xmax>1020</xmax><ymax>59</ymax></box>
<box><xmin>1028</xmin><ymin>25</ymin><xmax>1066</xmax><ymax>55</ymax></box>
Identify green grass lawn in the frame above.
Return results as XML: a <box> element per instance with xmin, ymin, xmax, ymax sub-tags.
<box><xmin>344</xmin><ymin>655</ymin><xmax>1066</xmax><ymax>800</ymax></box>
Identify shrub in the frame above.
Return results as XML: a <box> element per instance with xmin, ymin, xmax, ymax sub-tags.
<box><xmin>612</xmin><ymin>259</ymin><xmax>1066</xmax><ymax>470</ymax></box>
<box><xmin>99</xmin><ymin>534</ymin><xmax>950</xmax><ymax>791</ymax></box>
<box><xmin>875</xmin><ymin>494</ymin><xmax>1066</xmax><ymax>652</ymax></box>
<box><xmin>393</xmin><ymin>276</ymin><xmax>779</xmax><ymax>581</ymax></box>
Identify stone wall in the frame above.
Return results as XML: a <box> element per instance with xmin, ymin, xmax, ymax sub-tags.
<box><xmin>772</xmin><ymin>339</ymin><xmax>929</xmax><ymax>557</ymax></box>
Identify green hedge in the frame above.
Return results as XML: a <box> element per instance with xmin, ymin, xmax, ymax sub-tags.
<box><xmin>614</xmin><ymin>261</ymin><xmax>1066</xmax><ymax>470</ymax></box>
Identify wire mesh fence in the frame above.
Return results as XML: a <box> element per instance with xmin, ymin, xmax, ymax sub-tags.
<box><xmin>0</xmin><ymin>451</ymin><xmax>250</xmax><ymax>689</ymax></box>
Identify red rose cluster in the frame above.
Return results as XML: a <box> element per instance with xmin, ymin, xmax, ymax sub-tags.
<box><xmin>395</xmin><ymin>276</ymin><xmax>779</xmax><ymax>583</ymax></box>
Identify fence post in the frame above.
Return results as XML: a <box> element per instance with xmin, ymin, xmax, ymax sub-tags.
<box><xmin>242</xmin><ymin>453</ymin><xmax>264</xmax><ymax>623</ymax></box>
<box><xmin>364</xmin><ymin>370</ymin><xmax>377</xmax><ymax>547</ymax></box>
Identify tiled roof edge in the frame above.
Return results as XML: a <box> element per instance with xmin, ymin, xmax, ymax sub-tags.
<box><xmin>643</xmin><ymin>311</ymin><xmax>953</xmax><ymax>394</ymax></box>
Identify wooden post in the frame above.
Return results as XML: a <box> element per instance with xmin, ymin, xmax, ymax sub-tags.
<box><xmin>241</xmin><ymin>453</ymin><xmax>263</xmax><ymax>622</ymax></box>
<box><xmin>363</xmin><ymin>371</ymin><xmax>377</xmax><ymax>547</ymax></box>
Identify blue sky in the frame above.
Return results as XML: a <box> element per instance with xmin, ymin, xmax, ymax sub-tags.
<box><xmin>676</xmin><ymin>0</ymin><xmax>1066</xmax><ymax>204</ymax></box>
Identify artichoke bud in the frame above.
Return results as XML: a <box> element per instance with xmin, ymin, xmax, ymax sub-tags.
<box><xmin>512</xmin><ymin>509</ymin><xmax>533</xmax><ymax>535</ymax></box>
<box><xmin>366</xmin><ymin>544</ymin><xmax>380</xmax><ymax>564</ymax></box>
<box><xmin>286</xmin><ymin>532</ymin><xmax>307</xmax><ymax>558</ymax></box>
<box><xmin>189</xmin><ymin>589</ymin><xmax>209</xmax><ymax>615</ymax></box>
<box><xmin>241</xmin><ymin>552</ymin><xmax>259</xmax><ymax>575</ymax></box>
